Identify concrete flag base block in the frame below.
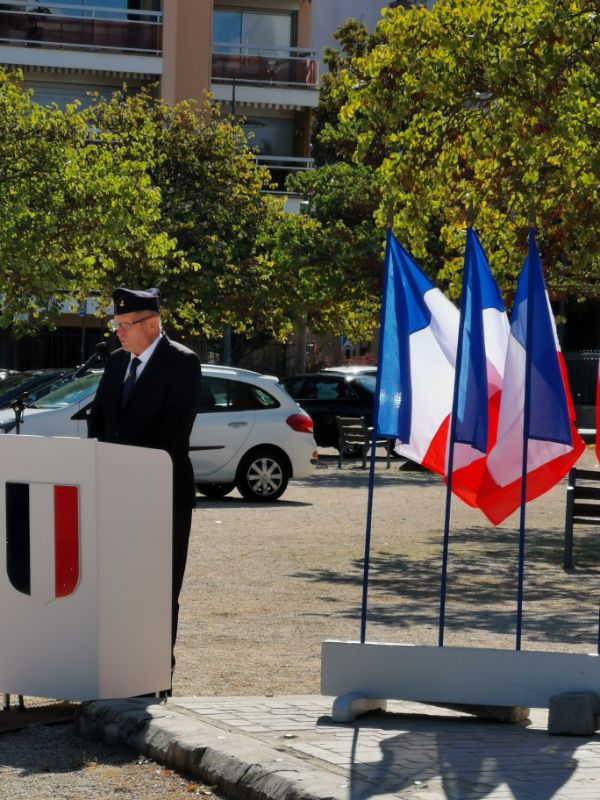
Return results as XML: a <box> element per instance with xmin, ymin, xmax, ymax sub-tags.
<box><xmin>322</xmin><ymin>641</ymin><xmax>600</xmax><ymax>731</ymax></box>
<box><xmin>548</xmin><ymin>692</ymin><xmax>600</xmax><ymax>736</ymax></box>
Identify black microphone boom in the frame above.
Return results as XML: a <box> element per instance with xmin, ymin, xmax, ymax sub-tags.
<box><xmin>72</xmin><ymin>341</ymin><xmax>109</xmax><ymax>379</ymax></box>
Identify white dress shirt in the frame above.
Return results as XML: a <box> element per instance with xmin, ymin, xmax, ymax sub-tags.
<box><xmin>124</xmin><ymin>333</ymin><xmax>163</xmax><ymax>384</ymax></box>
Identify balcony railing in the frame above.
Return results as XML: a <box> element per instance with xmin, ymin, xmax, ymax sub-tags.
<box><xmin>256</xmin><ymin>154</ymin><xmax>314</xmax><ymax>190</ymax></box>
<box><xmin>0</xmin><ymin>1</ymin><xmax>162</xmax><ymax>56</ymax></box>
<box><xmin>212</xmin><ymin>43</ymin><xmax>318</xmax><ymax>89</ymax></box>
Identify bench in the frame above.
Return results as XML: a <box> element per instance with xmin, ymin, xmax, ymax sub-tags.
<box><xmin>564</xmin><ymin>468</ymin><xmax>600</xmax><ymax>569</ymax></box>
<box><xmin>335</xmin><ymin>416</ymin><xmax>392</xmax><ymax>469</ymax></box>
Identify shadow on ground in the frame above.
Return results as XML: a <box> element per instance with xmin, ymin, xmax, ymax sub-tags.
<box><xmin>332</xmin><ymin>710</ymin><xmax>587</xmax><ymax>800</ymax></box>
<box><xmin>292</xmin><ymin>524</ymin><xmax>600</xmax><ymax>646</ymax></box>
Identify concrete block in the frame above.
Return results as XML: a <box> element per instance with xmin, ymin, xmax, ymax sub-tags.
<box><xmin>548</xmin><ymin>692</ymin><xmax>599</xmax><ymax>736</ymax></box>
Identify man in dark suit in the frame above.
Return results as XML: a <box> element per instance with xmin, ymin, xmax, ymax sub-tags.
<box><xmin>87</xmin><ymin>287</ymin><xmax>202</xmax><ymax>686</ymax></box>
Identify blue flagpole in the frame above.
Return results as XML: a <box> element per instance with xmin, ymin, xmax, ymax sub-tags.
<box><xmin>360</xmin><ymin>428</ymin><xmax>379</xmax><ymax>644</ymax></box>
<box><xmin>439</xmin><ymin>229</ymin><xmax>474</xmax><ymax>647</ymax></box>
<box><xmin>439</xmin><ymin>436</ymin><xmax>456</xmax><ymax>647</ymax></box>
<box><xmin>360</xmin><ymin>227</ymin><xmax>393</xmax><ymax>644</ymax></box>
<box><xmin>516</xmin><ymin>228</ymin><xmax>537</xmax><ymax>651</ymax></box>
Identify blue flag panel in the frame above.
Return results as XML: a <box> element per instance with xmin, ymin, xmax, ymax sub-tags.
<box><xmin>376</xmin><ymin>230</ymin><xmax>436</xmax><ymax>441</ymax></box>
<box><xmin>514</xmin><ymin>230</ymin><xmax>572</xmax><ymax>446</ymax></box>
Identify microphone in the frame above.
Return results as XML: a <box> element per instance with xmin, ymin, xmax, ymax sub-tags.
<box><xmin>72</xmin><ymin>341</ymin><xmax>110</xmax><ymax>379</ymax></box>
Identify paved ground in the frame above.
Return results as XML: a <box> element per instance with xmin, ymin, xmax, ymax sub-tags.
<box><xmin>2</xmin><ymin>447</ymin><xmax>600</xmax><ymax>799</ymax></box>
<box><xmin>78</xmin><ymin>694</ymin><xmax>600</xmax><ymax>799</ymax></box>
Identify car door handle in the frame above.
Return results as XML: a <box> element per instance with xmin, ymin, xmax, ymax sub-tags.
<box><xmin>227</xmin><ymin>421</ymin><xmax>248</xmax><ymax>428</ymax></box>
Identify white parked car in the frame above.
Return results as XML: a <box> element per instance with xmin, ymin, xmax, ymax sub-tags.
<box><xmin>0</xmin><ymin>365</ymin><xmax>317</xmax><ymax>502</ymax></box>
<box><xmin>0</xmin><ymin>370</ymin><xmax>103</xmax><ymax>437</ymax></box>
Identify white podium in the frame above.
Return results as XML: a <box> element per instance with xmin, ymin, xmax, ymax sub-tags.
<box><xmin>0</xmin><ymin>435</ymin><xmax>172</xmax><ymax>700</ymax></box>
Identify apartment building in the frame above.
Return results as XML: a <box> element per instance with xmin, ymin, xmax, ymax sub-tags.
<box><xmin>0</xmin><ymin>0</ymin><xmax>319</xmax><ymax>189</ymax></box>
<box><xmin>0</xmin><ymin>2</ymin><xmax>423</xmax><ymax>186</ymax></box>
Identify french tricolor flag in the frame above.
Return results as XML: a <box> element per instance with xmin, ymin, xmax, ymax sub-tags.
<box><xmin>447</xmin><ymin>228</ymin><xmax>510</xmax><ymax>507</ymax></box>
<box><xmin>377</xmin><ymin>229</ymin><xmax>459</xmax><ymax>474</ymax></box>
<box><xmin>6</xmin><ymin>482</ymin><xmax>80</xmax><ymax>603</ymax></box>
<box><xmin>476</xmin><ymin>230</ymin><xmax>585</xmax><ymax>525</ymax></box>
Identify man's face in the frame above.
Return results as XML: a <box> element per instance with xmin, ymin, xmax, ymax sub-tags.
<box><xmin>112</xmin><ymin>312</ymin><xmax>160</xmax><ymax>355</ymax></box>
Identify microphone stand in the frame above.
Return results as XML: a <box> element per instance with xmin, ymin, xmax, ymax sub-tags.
<box><xmin>8</xmin><ymin>391</ymin><xmax>29</xmax><ymax>435</ymax></box>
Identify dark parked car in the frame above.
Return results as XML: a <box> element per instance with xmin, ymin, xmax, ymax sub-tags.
<box><xmin>0</xmin><ymin>369</ymin><xmax>21</xmax><ymax>381</ymax></box>
<box><xmin>280</xmin><ymin>372</ymin><xmax>376</xmax><ymax>450</ymax></box>
<box><xmin>0</xmin><ymin>368</ymin><xmax>71</xmax><ymax>410</ymax></box>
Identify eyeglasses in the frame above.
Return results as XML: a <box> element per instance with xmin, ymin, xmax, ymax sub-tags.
<box><xmin>108</xmin><ymin>316</ymin><xmax>153</xmax><ymax>332</ymax></box>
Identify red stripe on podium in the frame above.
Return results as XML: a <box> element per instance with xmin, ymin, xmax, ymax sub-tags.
<box><xmin>54</xmin><ymin>485</ymin><xmax>79</xmax><ymax>598</ymax></box>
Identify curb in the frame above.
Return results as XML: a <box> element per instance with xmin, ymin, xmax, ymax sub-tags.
<box><xmin>75</xmin><ymin>699</ymin><xmax>349</xmax><ymax>800</ymax></box>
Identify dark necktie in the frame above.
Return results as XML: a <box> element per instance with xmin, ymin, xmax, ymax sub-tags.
<box><xmin>121</xmin><ymin>357</ymin><xmax>141</xmax><ymax>407</ymax></box>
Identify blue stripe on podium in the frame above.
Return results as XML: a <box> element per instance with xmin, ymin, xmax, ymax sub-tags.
<box><xmin>6</xmin><ymin>482</ymin><xmax>31</xmax><ymax>596</ymax></box>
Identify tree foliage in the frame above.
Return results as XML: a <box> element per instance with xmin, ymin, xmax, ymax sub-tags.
<box><xmin>84</xmin><ymin>91</ymin><xmax>282</xmax><ymax>337</ymax></box>
<box><xmin>279</xmin><ymin>20</ymin><xmax>384</xmax><ymax>343</ymax></box>
<box><xmin>336</xmin><ymin>0</ymin><xmax>600</xmax><ymax>300</ymax></box>
<box><xmin>0</xmin><ymin>75</ymin><xmax>283</xmax><ymax>339</ymax></box>
<box><xmin>0</xmin><ymin>71</ymin><xmax>171</xmax><ymax>333</ymax></box>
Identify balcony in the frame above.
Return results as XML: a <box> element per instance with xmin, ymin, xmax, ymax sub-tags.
<box><xmin>257</xmin><ymin>154</ymin><xmax>314</xmax><ymax>189</ymax></box>
<box><xmin>0</xmin><ymin>1</ymin><xmax>162</xmax><ymax>55</ymax></box>
<box><xmin>212</xmin><ymin>43</ymin><xmax>318</xmax><ymax>89</ymax></box>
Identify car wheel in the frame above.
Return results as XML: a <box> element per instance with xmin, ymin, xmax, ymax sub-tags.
<box><xmin>196</xmin><ymin>482</ymin><xmax>235</xmax><ymax>499</ymax></box>
<box><xmin>236</xmin><ymin>448</ymin><xmax>289</xmax><ymax>502</ymax></box>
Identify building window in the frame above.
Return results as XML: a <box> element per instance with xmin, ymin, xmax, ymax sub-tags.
<box><xmin>213</xmin><ymin>9</ymin><xmax>293</xmax><ymax>54</ymax></box>
<box><xmin>241</xmin><ymin>116</ymin><xmax>294</xmax><ymax>157</ymax></box>
<box><xmin>23</xmin><ymin>1</ymin><xmax>161</xmax><ymax>20</ymax></box>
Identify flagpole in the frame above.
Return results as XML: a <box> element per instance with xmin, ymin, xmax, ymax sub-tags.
<box><xmin>360</xmin><ymin>426</ymin><xmax>379</xmax><ymax>644</ymax></box>
<box><xmin>516</xmin><ymin>226</ymin><xmax>537</xmax><ymax>651</ymax></box>
<box><xmin>439</xmin><ymin>432</ymin><xmax>457</xmax><ymax>647</ymax></box>
<box><xmin>439</xmin><ymin>226</ymin><xmax>474</xmax><ymax>647</ymax></box>
<box><xmin>360</xmin><ymin>226</ymin><xmax>393</xmax><ymax>644</ymax></box>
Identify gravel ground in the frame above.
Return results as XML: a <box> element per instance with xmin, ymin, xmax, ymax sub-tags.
<box><xmin>1</xmin><ymin>446</ymin><xmax>598</xmax><ymax>798</ymax></box>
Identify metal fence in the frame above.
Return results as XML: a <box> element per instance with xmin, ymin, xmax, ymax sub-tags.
<box><xmin>0</xmin><ymin>2</ymin><xmax>162</xmax><ymax>55</ymax></box>
<box><xmin>14</xmin><ymin>326</ymin><xmax>105</xmax><ymax>370</ymax></box>
<box><xmin>563</xmin><ymin>350</ymin><xmax>599</xmax><ymax>405</ymax></box>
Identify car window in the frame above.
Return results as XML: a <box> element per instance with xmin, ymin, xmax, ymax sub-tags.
<box><xmin>198</xmin><ymin>377</ymin><xmax>279</xmax><ymax>412</ymax></box>
<box><xmin>0</xmin><ymin>373</ymin><xmax>34</xmax><ymax>397</ymax></box>
<box><xmin>31</xmin><ymin>372</ymin><xmax>102</xmax><ymax>409</ymax></box>
<box><xmin>281</xmin><ymin>377</ymin><xmax>306</xmax><ymax>397</ymax></box>
<box><xmin>251</xmin><ymin>385</ymin><xmax>279</xmax><ymax>409</ymax></box>
<box><xmin>314</xmin><ymin>379</ymin><xmax>343</xmax><ymax>399</ymax></box>
<box><xmin>27</xmin><ymin>378</ymin><xmax>68</xmax><ymax>404</ymax></box>
<box><xmin>353</xmin><ymin>375</ymin><xmax>376</xmax><ymax>393</ymax></box>
<box><xmin>291</xmin><ymin>378</ymin><xmax>322</xmax><ymax>399</ymax></box>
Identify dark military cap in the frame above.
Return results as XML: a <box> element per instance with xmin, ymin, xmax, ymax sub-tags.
<box><xmin>112</xmin><ymin>287</ymin><xmax>160</xmax><ymax>315</ymax></box>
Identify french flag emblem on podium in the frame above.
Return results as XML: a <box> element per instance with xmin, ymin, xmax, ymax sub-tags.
<box><xmin>5</xmin><ymin>483</ymin><xmax>80</xmax><ymax>603</ymax></box>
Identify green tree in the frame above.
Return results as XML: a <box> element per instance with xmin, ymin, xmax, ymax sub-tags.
<box><xmin>0</xmin><ymin>70</ymin><xmax>173</xmax><ymax>334</ymax></box>
<box><xmin>85</xmin><ymin>91</ymin><xmax>283</xmax><ymax>339</ymax></box>
<box><xmin>336</xmin><ymin>0</ymin><xmax>600</xmax><ymax>301</ymax></box>
<box><xmin>0</xmin><ymin>74</ymin><xmax>285</xmax><ymax>342</ymax></box>
<box><xmin>280</xmin><ymin>20</ymin><xmax>384</xmax><ymax>344</ymax></box>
